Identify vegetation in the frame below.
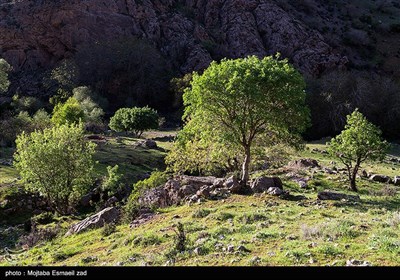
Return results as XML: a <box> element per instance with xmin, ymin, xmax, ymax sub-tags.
<box><xmin>0</xmin><ymin>58</ymin><xmax>10</xmax><ymax>94</ymax></box>
<box><xmin>328</xmin><ymin>110</ymin><xmax>389</xmax><ymax>191</ymax></box>
<box><xmin>169</xmin><ymin>55</ymin><xmax>309</xmax><ymax>184</ymax></box>
<box><xmin>51</xmin><ymin>97</ymin><xmax>84</xmax><ymax>126</ymax></box>
<box><xmin>109</xmin><ymin>106</ymin><xmax>159</xmax><ymax>137</ymax></box>
<box><xmin>101</xmin><ymin>165</ymin><xmax>123</xmax><ymax>197</ymax></box>
<box><xmin>13</xmin><ymin>123</ymin><xmax>96</xmax><ymax>214</ymax></box>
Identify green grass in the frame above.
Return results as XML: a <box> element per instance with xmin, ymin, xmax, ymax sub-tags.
<box><xmin>1</xmin><ymin>136</ymin><xmax>400</xmax><ymax>266</ymax></box>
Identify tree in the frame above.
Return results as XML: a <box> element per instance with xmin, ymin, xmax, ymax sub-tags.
<box><xmin>171</xmin><ymin>55</ymin><xmax>309</xmax><ymax>185</ymax></box>
<box><xmin>14</xmin><ymin>123</ymin><xmax>96</xmax><ymax>214</ymax></box>
<box><xmin>51</xmin><ymin>97</ymin><xmax>84</xmax><ymax>126</ymax></box>
<box><xmin>328</xmin><ymin>110</ymin><xmax>389</xmax><ymax>192</ymax></box>
<box><xmin>109</xmin><ymin>106</ymin><xmax>159</xmax><ymax>137</ymax></box>
<box><xmin>72</xmin><ymin>86</ymin><xmax>105</xmax><ymax>124</ymax></box>
<box><xmin>0</xmin><ymin>58</ymin><xmax>11</xmax><ymax>94</ymax></box>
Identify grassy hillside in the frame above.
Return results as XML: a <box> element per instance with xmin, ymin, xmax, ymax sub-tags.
<box><xmin>1</xmin><ymin>134</ymin><xmax>400</xmax><ymax>266</ymax></box>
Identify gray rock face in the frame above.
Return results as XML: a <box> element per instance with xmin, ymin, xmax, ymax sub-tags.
<box><xmin>0</xmin><ymin>0</ymin><xmax>347</xmax><ymax>96</ymax></box>
<box><xmin>317</xmin><ymin>191</ymin><xmax>360</xmax><ymax>201</ymax></box>
<box><xmin>251</xmin><ymin>176</ymin><xmax>283</xmax><ymax>193</ymax></box>
<box><xmin>224</xmin><ymin>176</ymin><xmax>241</xmax><ymax>194</ymax></box>
<box><xmin>65</xmin><ymin>207</ymin><xmax>119</xmax><ymax>236</ymax></box>
<box><xmin>370</xmin><ymin>174</ymin><xmax>392</xmax><ymax>183</ymax></box>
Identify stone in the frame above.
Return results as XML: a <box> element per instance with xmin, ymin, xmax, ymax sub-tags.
<box><xmin>361</xmin><ymin>169</ymin><xmax>369</xmax><ymax>178</ymax></box>
<box><xmin>346</xmin><ymin>259</ymin><xmax>371</xmax><ymax>267</ymax></box>
<box><xmin>393</xmin><ymin>176</ymin><xmax>400</xmax><ymax>186</ymax></box>
<box><xmin>224</xmin><ymin>176</ymin><xmax>239</xmax><ymax>190</ymax></box>
<box><xmin>193</xmin><ymin>247</ymin><xmax>202</xmax><ymax>256</ymax></box>
<box><xmin>317</xmin><ymin>191</ymin><xmax>360</xmax><ymax>201</ymax></box>
<box><xmin>196</xmin><ymin>185</ymin><xmax>211</xmax><ymax>198</ymax></box>
<box><xmin>370</xmin><ymin>174</ymin><xmax>392</xmax><ymax>183</ymax></box>
<box><xmin>65</xmin><ymin>207</ymin><xmax>119</xmax><ymax>236</ymax></box>
<box><xmin>298</xmin><ymin>181</ymin><xmax>308</xmax><ymax>189</ymax></box>
<box><xmin>227</xmin><ymin>245</ymin><xmax>235</xmax><ymax>253</ymax></box>
<box><xmin>267</xmin><ymin>187</ymin><xmax>283</xmax><ymax>196</ymax></box>
<box><xmin>237</xmin><ymin>245</ymin><xmax>251</xmax><ymax>253</ymax></box>
<box><xmin>105</xmin><ymin>196</ymin><xmax>118</xmax><ymax>207</ymax></box>
<box><xmin>136</xmin><ymin>139</ymin><xmax>158</xmax><ymax>149</ymax></box>
<box><xmin>139</xmin><ymin>186</ymin><xmax>169</xmax><ymax>208</ymax></box>
<box><xmin>289</xmin><ymin>158</ymin><xmax>320</xmax><ymax>169</ymax></box>
<box><xmin>250</xmin><ymin>176</ymin><xmax>282</xmax><ymax>193</ymax></box>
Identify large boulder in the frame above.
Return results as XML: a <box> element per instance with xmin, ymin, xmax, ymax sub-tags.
<box><xmin>136</xmin><ymin>139</ymin><xmax>158</xmax><ymax>149</ymax></box>
<box><xmin>250</xmin><ymin>176</ymin><xmax>283</xmax><ymax>193</ymax></box>
<box><xmin>139</xmin><ymin>186</ymin><xmax>170</xmax><ymax>208</ymax></box>
<box><xmin>267</xmin><ymin>187</ymin><xmax>283</xmax><ymax>196</ymax></box>
<box><xmin>65</xmin><ymin>207</ymin><xmax>119</xmax><ymax>236</ymax></box>
<box><xmin>370</xmin><ymin>174</ymin><xmax>392</xmax><ymax>184</ymax></box>
<box><xmin>179</xmin><ymin>175</ymin><xmax>219</xmax><ymax>187</ymax></box>
<box><xmin>317</xmin><ymin>191</ymin><xmax>360</xmax><ymax>201</ymax></box>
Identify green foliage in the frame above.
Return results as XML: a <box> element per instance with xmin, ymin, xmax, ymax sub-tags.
<box><xmin>72</xmin><ymin>86</ymin><xmax>105</xmax><ymax>124</ymax></box>
<box><xmin>328</xmin><ymin>109</ymin><xmax>389</xmax><ymax>191</ymax></box>
<box><xmin>13</xmin><ymin>123</ymin><xmax>96</xmax><ymax>214</ymax></box>
<box><xmin>31</xmin><ymin>212</ymin><xmax>54</xmax><ymax>225</ymax></box>
<box><xmin>11</xmin><ymin>94</ymin><xmax>44</xmax><ymax>115</ymax></box>
<box><xmin>134</xmin><ymin>171</ymin><xmax>169</xmax><ymax>191</ymax></box>
<box><xmin>101</xmin><ymin>165</ymin><xmax>123</xmax><ymax>197</ymax></box>
<box><xmin>32</xmin><ymin>109</ymin><xmax>52</xmax><ymax>131</ymax></box>
<box><xmin>168</xmin><ymin>55</ymin><xmax>309</xmax><ymax>182</ymax></box>
<box><xmin>0</xmin><ymin>58</ymin><xmax>11</xmax><ymax>94</ymax></box>
<box><xmin>109</xmin><ymin>106</ymin><xmax>159</xmax><ymax>137</ymax></box>
<box><xmin>51</xmin><ymin>97</ymin><xmax>85</xmax><ymax>126</ymax></box>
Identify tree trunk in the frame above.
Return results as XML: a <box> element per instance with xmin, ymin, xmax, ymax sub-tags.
<box><xmin>241</xmin><ymin>146</ymin><xmax>251</xmax><ymax>186</ymax></box>
<box><xmin>350</xmin><ymin>176</ymin><xmax>358</xmax><ymax>192</ymax></box>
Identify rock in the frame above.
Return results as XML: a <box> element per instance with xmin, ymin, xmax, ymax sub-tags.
<box><xmin>227</xmin><ymin>245</ymin><xmax>235</xmax><ymax>253</ymax></box>
<box><xmin>317</xmin><ymin>191</ymin><xmax>360</xmax><ymax>201</ymax></box>
<box><xmin>139</xmin><ymin>186</ymin><xmax>169</xmax><ymax>208</ymax></box>
<box><xmin>65</xmin><ymin>207</ymin><xmax>119</xmax><ymax>236</ymax></box>
<box><xmin>250</xmin><ymin>176</ymin><xmax>283</xmax><ymax>193</ymax></box>
<box><xmin>298</xmin><ymin>181</ymin><xmax>308</xmax><ymax>189</ymax></box>
<box><xmin>213</xmin><ymin>178</ymin><xmax>225</xmax><ymax>188</ymax></box>
<box><xmin>346</xmin><ymin>259</ymin><xmax>371</xmax><ymax>267</ymax></box>
<box><xmin>237</xmin><ymin>245</ymin><xmax>251</xmax><ymax>253</ymax></box>
<box><xmin>179</xmin><ymin>175</ymin><xmax>218</xmax><ymax>187</ymax></box>
<box><xmin>193</xmin><ymin>247</ymin><xmax>202</xmax><ymax>256</ymax></box>
<box><xmin>1</xmin><ymin>0</ymin><xmax>347</xmax><ymax>97</ymax></box>
<box><xmin>136</xmin><ymin>139</ymin><xmax>157</xmax><ymax>149</ymax></box>
<box><xmin>179</xmin><ymin>185</ymin><xmax>198</xmax><ymax>197</ymax></box>
<box><xmin>224</xmin><ymin>176</ymin><xmax>242</xmax><ymax>193</ymax></box>
<box><xmin>361</xmin><ymin>169</ymin><xmax>369</xmax><ymax>178</ymax></box>
<box><xmin>196</xmin><ymin>185</ymin><xmax>211</xmax><ymax>198</ymax></box>
<box><xmin>289</xmin><ymin>158</ymin><xmax>320</xmax><ymax>169</ymax></box>
<box><xmin>267</xmin><ymin>187</ymin><xmax>283</xmax><ymax>196</ymax></box>
<box><xmin>105</xmin><ymin>196</ymin><xmax>118</xmax><ymax>207</ymax></box>
<box><xmin>370</xmin><ymin>174</ymin><xmax>392</xmax><ymax>183</ymax></box>
<box><xmin>393</xmin><ymin>176</ymin><xmax>400</xmax><ymax>186</ymax></box>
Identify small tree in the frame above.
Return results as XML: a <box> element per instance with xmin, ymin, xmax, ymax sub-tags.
<box><xmin>169</xmin><ymin>55</ymin><xmax>309</xmax><ymax>185</ymax></box>
<box><xmin>14</xmin><ymin>123</ymin><xmax>96</xmax><ymax>214</ymax></box>
<box><xmin>0</xmin><ymin>58</ymin><xmax>11</xmax><ymax>94</ymax></box>
<box><xmin>51</xmin><ymin>97</ymin><xmax>85</xmax><ymax>126</ymax></box>
<box><xmin>109</xmin><ymin>106</ymin><xmax>159</xmax><ymax>137</ymax></box>
<box><xmin>328</xmin><ymin>110</ymin><xmax>389</xmax><ymax>192</ymax></box>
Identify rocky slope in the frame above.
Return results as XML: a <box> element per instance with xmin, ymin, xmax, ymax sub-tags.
<box><xmin>1</xmin><ymin>0</ymin><xmax>400</xmax><ymax>96</ymax></box>
<box><xmin>0</xmin><ymin>0</ymin><xmax>350</xmax><ymax>95</ymax></box>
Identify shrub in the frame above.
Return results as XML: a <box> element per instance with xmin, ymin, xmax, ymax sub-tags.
<box><xmin>14</xmin><ymin>123</ymin><xmax>96</xmax><ymax>214</ymax></box>
<box><xmin>31</xmin><ymin>212</ymin><xmax>54</xmax><ymax>225</ymax></box>
<box><xmin>101</xmin><ymin>222</ymin><xmax>116</xmax><ymax>237</ymax></box>
<box><xmin>101</xmin><ymin>165</ymin><xmax>123</xmax><ymax>197</ymax></box>
<box><xmin>109</xmin><ymin>106</ymin><xmax>159</xmax><ymax>137</ymax></box>
<box><xmin>51</xmin><ymin>97</ymin><xmax>84</xmax><ymax>126</ymax></box>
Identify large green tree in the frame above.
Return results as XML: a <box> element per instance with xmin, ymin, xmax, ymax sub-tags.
<box><xmin>328</xmin><ymin>109</ymin><xmax>389</xmax><ymax>192</ymax></box>
<box><xmin>14</xmin><ymin>123</ymin><xmax>96</xmax><ymax>214</ymax></box>
<box><xmin>0</xmin><ymin>58</ymin><xmax>11</xmax><ymax>94</ymax></box>
<box><xmin>169</xmin><ymin>55</ymin><xmax>309</xmax><ymax>185</ymax></box>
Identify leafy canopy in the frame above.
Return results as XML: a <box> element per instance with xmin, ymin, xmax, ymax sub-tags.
<box><xmin>14</xmin><ymin>123</ymin><xmax>96</xmax><ymax>214</ymax></box>
<box><xmin>109</xmin><ymin>106</ymin><xmax>159</xmax><ymax>137</ymax></box>
<box><xmin>51</xmin><ymin>97</ymin><xmax>85</xmax><ymax>126</ymax></box>
<box><xmin>328</xmin><ymin>109</ymin><xmax>389</xmax><ymax>191</ymax></box>
<box><xmin>167</xmin><ymin>55</ymin><xmax>309</xmax><ymax>182</ymax></box>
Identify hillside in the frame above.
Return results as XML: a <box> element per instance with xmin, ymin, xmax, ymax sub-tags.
<box><xmin>1</xmin><ymin>0</ymin><xmax>400</xmax><ymax>97</ymax></box>
<box><xmin>1</xmin><ymin>138</ymin><xmax>400</xmax><ymax>266</ymax></box>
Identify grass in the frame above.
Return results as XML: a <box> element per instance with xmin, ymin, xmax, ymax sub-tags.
<box><xmin>1</xmin><ymin>135</ymin><xmax>400</xmax><ymax>266</ymax></box>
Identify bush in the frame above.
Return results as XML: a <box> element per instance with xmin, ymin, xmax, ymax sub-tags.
<box><xmin>109</xmin><ymin>106</ymin><xmax>159</xmax><ymax>137</ymax></box>
<box><xmin>101</xmin><ymin>165</ymin><xmax>123</xmax><ymax>197</ymax></box>
<box><xmin>14</xmin><ymin>123</ymin><xmax>96</xmax><ymax>214</ymax></box>
<box><xmin>0</xmin><ymin>58</ymin><xmax>10</xmax><ymax>94</ymax></box>
<box><xmin>51</xmin><ymin>97</ymin><xmax>84</xmax><ymax>126</ymax></box>
<box><xmin>101</xmin><ymin>222</ymin><xmax>116</xmax><ymax>237</ymax></box>
<box><xmin>31</xmin><ymin>212</ymin><xmax>54</xmax><ymax>225</ymax></box>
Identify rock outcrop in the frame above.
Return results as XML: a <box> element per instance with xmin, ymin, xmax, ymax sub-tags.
<box><xmin>65</xmin><ymin>207</ymin><xmax>120</xmax><ymax>236</ymax></box>
<box><xmin>0</xmin><ymin>0</ymin><xmax>347</xmax><ymax>95</ymax></box>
